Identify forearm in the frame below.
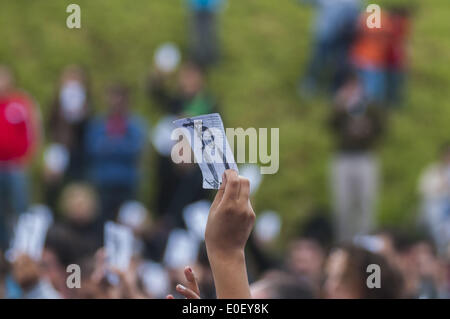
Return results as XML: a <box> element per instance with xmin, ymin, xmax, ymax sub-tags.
<box><xmin>207</xmin><ymin>249</ymin><xmax>251</xmax><ymax>299</ymax></box>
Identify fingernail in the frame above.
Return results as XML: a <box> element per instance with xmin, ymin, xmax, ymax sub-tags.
<box><xmin>187</xmin><ymin>266</ymin><xmax>192</xmax><ymax>273</ymax></box>
<box><xmin>177</xmin><ymin>284</ymin><xmax>186</xmax><ymax>291</ymax></box>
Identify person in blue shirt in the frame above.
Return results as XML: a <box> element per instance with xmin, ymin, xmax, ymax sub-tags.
<box><xmin>298</xmin><ymin>0</ymin><xmax>362</xmax><ymax>96</ymax></box>
<box><xmin>85</xmin><ymin>84</ymin><xmax>146</xmax><ymax>222</ymax></box>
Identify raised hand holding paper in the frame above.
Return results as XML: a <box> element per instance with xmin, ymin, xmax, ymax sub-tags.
<box><xmin>7</xmin><ymin>205</ymin><xmax>53</xmax><ymax>262</ymax></box>
<box><xmin>104</xmin><ymin>221</ymin><xmax>134</xmax><ymax>284</ymax></box>
<box><xmin>172</xmin><ymin>113</ymin><xmax>238</xmax><ymax>189</ymax></box>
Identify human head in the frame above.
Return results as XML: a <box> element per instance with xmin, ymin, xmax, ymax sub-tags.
<box><xmin>250</xmin><ymin>271</ymin><xmax>316</xmax><ymax>299</ymax></box>
<box><xmin>323</xmin><ymin>245</ymin><xmax>403</xmax><ymax>299</ymax></box>
<box><xmin>59</xmin><ymin>183</ymin><xmax>98</xmax><ymax>225</ymax></box>
<box><xmin>333</xmin><ymin>72</ymin><xmax>365</xmax><ymax>112</ymax></box>
<box><xmin>287</xmin><ymin>213</ymin><xmax>332</xmax><ymax>283</ymax></box>
<box><xmin>287</xmin><ymin>238</ymin><xmax>326</xmax><ymax>284</ymax></box>
<box><xmin>106</xmin><ymin>83</ymin><xmax>130</xmax><ymax>114</ymax></box>
<box><xmin>178</xmin><ymin>62</ymin><xmax>205</xmax><ymax>97</ymax></box>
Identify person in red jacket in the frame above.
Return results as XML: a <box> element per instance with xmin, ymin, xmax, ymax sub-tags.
<box><xmin>385</xmin><ymin>7</ymin><xmax>411</xmax><ymax>105</ymax></box>
<box><xmin>0</xmin><ymin>65</ymin><xmax>41</xmax><ymax>249</ymax></box>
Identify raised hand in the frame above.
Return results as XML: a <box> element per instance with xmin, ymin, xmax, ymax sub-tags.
<box><xmin>205</xmin><ymin>169</ymin><xmax>255</xmax><ymax>299</ymax></box>
<box><xmin>205</xmin><ymin>169</ymin><xmax>255</xmax><ymax>258</ymax></box>
<box><xmin>166</xmin><ymin>266</ymin><xmax>201</xmax><ymax>299</ymax></box>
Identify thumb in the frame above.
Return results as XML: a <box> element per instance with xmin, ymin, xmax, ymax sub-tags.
<box><xmin>210</xmin><ymin>171</ymin><xmax>227</xmax><ymax>211</ymax></box>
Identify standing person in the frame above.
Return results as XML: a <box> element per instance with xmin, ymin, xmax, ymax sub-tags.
<box><xmin>298</xmin><ymin>0</ymin><xmax>361</xmax><ymax>97</ymax></box>
<box><xmin>187</xmin><ymin>0</ymin><xmax>225</xmax><ymax>68</ymax></box>
<box><xmin>329</xmin><ymin>74</ymin><xmax>385</xmax><ymax>242</ymax></box>
<box><xmin>349</xmin><ymin>8</ymin><xmax>393</xmax><ymax>103</ymax></box>
<box><xmin>44</xmin><ymin>65</ymin><xmax>92</xmax><ymax>209</ymax></box>
<box><xmin>47</xmin><ymin>65</ymin><xmax>91</xmax><ymax>179</ymax></box>
<box><xmin>148</xmin><ymin>61</ymin><xmax>217</xmax><ymax>117</ymax></box>
<box><xmin>419</xmin><ymin>143</ymin><xmax>450</xmax><ymax>256</ymax></box>
<box><xmin>147</xmin><ymin>62</ymin><xmax>214</xmax><ymax>224</ymax></box>
<box><xmin>0</xmin><ymin>66</ymin><xmax>40</xmax><ymax>250</ymax></box>
<box><xmin>85</xmin><ymin>84</ymin><xmax>146</xmax><ymax>222</ymax></box>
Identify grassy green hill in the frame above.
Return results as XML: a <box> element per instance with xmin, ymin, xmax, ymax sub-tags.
<box><xmin>1</xmin><ymin>0</ymin><xmax>449</xmax><ymax>241</ymax></box>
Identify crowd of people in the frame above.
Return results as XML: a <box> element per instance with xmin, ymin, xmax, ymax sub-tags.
<box><xmin>0</xmin><ymin>0</ymin><xmax>449</xmax><ymax>299</ymax></box>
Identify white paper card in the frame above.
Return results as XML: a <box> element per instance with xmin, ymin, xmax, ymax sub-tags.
<box><xmin>163</xmin><ymin>228</ymin><xmax>200</xmax><ymax>269</ymax></box>
<box><xmin>183</xmin><ymin>200</ymin><xmax>211</xmax><ymax>241</ymax></box>
<box><xmin>43</xmin><ymin>143</ymin><xmax>69</xmax><ymax>174</ymax></box>
<box><xmin>255</xmin><ymin>210</ymin><xmax>282</xmax><ymax>243</ymax></box>
<box><xmin>138</xmin><ymin>261</ymin><xmax>170</xmax><ymax>298</ymax></box>
<box><xmin>173</xmin><ymin>113</ymin><xmax>238</xmax><ymax>189</ymax></box>
<box><xmin>8</xmin><ymin>205</ymin><xmax>53</xmax><ymax>261</ymax></box>
<box><xmin>154</xmin><ymin>43</ymin><xmax>181</xmax><ymax>73</ymax></box>
<box><xmin>104</xmin><ymin>222</ymin><xmax>134</xmax><ymax>271</ymax></box>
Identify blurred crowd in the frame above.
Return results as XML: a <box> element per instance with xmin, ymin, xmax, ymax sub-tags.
<box><xmin>0</xmin><ymin>0</ymin><xmax>450</xmax><ymax>299</ymax></box>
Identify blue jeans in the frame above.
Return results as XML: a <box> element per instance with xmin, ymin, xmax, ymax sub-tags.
<box><xmin>357</xmin><ymin>68</ymin><xmax>386</xmax><ymax>103</ymax></box>
<box><xmin>0</xmin><ymin>167</ymin><xmax>29</xmax><ymax>249</ymax></box>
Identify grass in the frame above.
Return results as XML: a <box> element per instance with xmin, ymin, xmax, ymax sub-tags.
<box><xmin>1</xmin><ymin>0</ymin><xmax>449</xmax><ymax>243</ymax></box>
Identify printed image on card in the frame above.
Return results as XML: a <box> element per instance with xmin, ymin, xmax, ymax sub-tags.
<box><xmin>173</xmin><ymin>113</ymin><xmax>238</xmax><ymax>189</ymax></box>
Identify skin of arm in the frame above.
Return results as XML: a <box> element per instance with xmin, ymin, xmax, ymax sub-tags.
<box><xmin>205</xmin><ymin>169</ymin><xmax>255</xmax><ymax>299</ymax></box>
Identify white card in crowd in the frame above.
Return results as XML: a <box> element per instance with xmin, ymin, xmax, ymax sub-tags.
<box><xmin>151</xmin><ymin>115</ymin><xmax>177</xmax><ymax>157</ymax></box>
<box><xmin>173</xmin><ymin>113</ymin><xmax>238</xmax><ymax>189</ymax></box>
<box><xmin>353</xmin><ymin>235</ymin><xmax>384</xmax><ymax>253</ymax></box>
<box><xmin>154</xmin><ymin>42</ymin><xmax>181</xmax><ymax>73</ymax></box>
<box><xmin>7</xmin><ymin>205</ymin><xmax>53</xmax><ymax>262</ymax></box>
<box><xmin>138</xmin><ymin>261</ymin><xmax>170</xmax><ymax>298</ymax></box>
<box><xmin>239</xmin><ymin>163</ymin><xmax>263</xmax><ymax>195</ymax></box>
<box><xmin>104</xmin><ymin>221</ymin><xmax>134</xmax><ymax>272</ymax></box>
<box><xmin>118</xmin><ymin>200</ymin><xmax>147</xmax><ymax>230</ymax></box>
<box><xmin>59</xmin><ymin>80</ymin><xmax>87</xmax><ymax>123</ymax></box>
<box><xmin>254</xmin><ymin>210</ymin><xmax>282</xmax><ymax>243</ymax></box>
<box><xmin>183</xmin><ymin>200</ymin><xmax>211</xmax><ymax>241</ymax></box>
<box><xmin>43</xmin><ymin>143</ymin><xmax>69</xmax><ymax>174</ymax></box>
<box><xmin>163</xmin><ymin>228</ymin><xmax>200</xmax><ymax>270</ymax></box>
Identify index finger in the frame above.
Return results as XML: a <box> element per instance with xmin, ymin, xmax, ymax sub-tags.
<box><xmin>210</xmin><ymin>172</ymin><xmax>227</xmax><ymax>211</ymax></box>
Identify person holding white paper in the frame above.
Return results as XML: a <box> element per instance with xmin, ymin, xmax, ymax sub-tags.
<box><xmin>170</xmin><ymin>169</ymin><xmax>255</xmax><ymax>299</ymax></box>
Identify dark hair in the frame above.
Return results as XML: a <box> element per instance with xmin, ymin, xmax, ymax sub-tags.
<box><xmin>272</xmin><ymin>275</ymin><xmax>316</xmax><ymax>299</ymax></box>
<box><xmin>340</xmin><ymin>245</ymin><xmax>404</xmax><ymax>299</ymax></box>
<box><xmin>262</xmin><ymin>271</ymin><xmax>317</xmax><ymax>299</ymax></box>
<box><xmin>298</xmin><ymin>211</ymin><xmax>334</xmax><ymax>251</ymax></box>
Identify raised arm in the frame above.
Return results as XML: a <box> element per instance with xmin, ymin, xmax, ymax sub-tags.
<box><xmin>205</xmin><ymin>169</ymin><xmax>255</xmax><ymax>299</ymax></box>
